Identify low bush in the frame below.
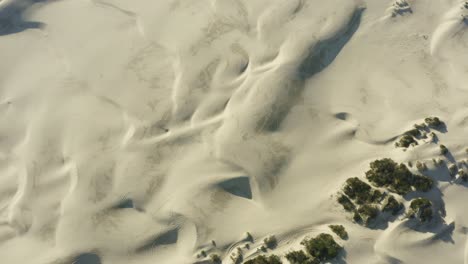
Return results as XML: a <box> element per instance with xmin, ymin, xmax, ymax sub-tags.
<box><xmin>329</xmin><ymin>225</ymin><xmax>348</xmax><ymax>239</ymax></box>
<box><xmin>459</xmin><ymin>170</ymin><xmax>468</xmax><ymax>182</ymax></box>
<box><xmin>210</xmin><ymin>254</ymin><xmax>221</xmax><ymax>264</ymax></box>
<box><xmin>343</xmin><ymin>178</ymin><xmax>382</xmax><ymax>204</ymax></box>
<box><xmin>416</xmin><ymin>161</ymin><xmax>427</xmax><ymax>172</ymax></box>
<box><xmin>424</xmin><ymin>117</ymin><xmax>443</xmax><ymax>128</ymax></box>
<box><xmin>301</xmin><ymin>234</ymin><xmax>342</xmax><ymax>262</ymax></box>
<box><xmin>395</xmin><ymin>134</ymin><xmax>417</xmax><ymax>148</ymax></box>
<box><xmin>244</xmin><ymin>255</ymin><xmax>282</xmax><ymax>264</ymax></box>
<box><xmin>449</xmin><ymin>164</ymin><xmax>458</xmax><ymax>177</ymax></box>
<box><xmin>263</xmin><ymin>235</ymin><xmax>277</xmax><ymax>249</ymax></box>
<box><xmin>414</xmin><ymin>123</ymin><xmax>426</xmax><ymax>130</ymax></box>
<box><xmin>365</xmin><ymin>159</ymin><xmax>433</xmax><ymax>194</ymax></box>
<box><xmin>412</xmin><ymin>175</ymin><xmax>433</xmax><ymax>192</ymax></box>
<box><xmin>353</xmin><ymin>211</ymin><xmax>362</xmax><ymax>222</ymax></box>
<box><xmin>408</xmin><ymin>198</ymin><xmax>433</xmax><ymax>222</ymax></box>
<box><xmin>357</xmin><ymin>205</ymin><xmax>379</xmax><ymax>225</ymax></box>
<box><xmin>337</xmin><ymin>194</ymin><xmax>355</xmax><ymax>212</ymax></box>
<box><xmin>285</xmin><ymin>250</ymin><xmax>316</xmax><ymax>264</ymax></box>
<box><xmin>382</xmin><ymin>195</ymin><xmax>403</xmax><ymax>215</ymax></box>
<box><xmin>404</xmin><ymin>128</ymin><xmax>421</xmax><ymax>137</ymax></box>
<box><xmin>440</xmin><ymin>145</ymin><xmax>448</xmax><ymax>155</ymax></box>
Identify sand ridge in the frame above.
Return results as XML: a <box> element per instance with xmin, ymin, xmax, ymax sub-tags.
<box><xmin>0</xmin><ymin>0</ymin><xmax>468</xmax><ymax>263</ymax></box>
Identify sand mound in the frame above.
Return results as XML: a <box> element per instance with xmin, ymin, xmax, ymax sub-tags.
<box><xmin>1</xmin><ymin>0</ymin><xmax>468</xmax><ymax>263</ymax></box>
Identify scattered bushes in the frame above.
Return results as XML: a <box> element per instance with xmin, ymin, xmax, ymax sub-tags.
<box><xmin>440</xmin><ymin>145</ymin><xmax>448</xmax><ymax>155</ymax></box>
<box><xmin>404</xmin><ymin>128</ymin><xmax>421</xmax><ymax>137</ymax></box>
<box><xmin>416</xmin><ymin>161</ymin><xmax>427</xmax><ymax>172</ymax></box>
<box><xmin>424</xmin><ymin>117</ymin><xmax>443</xmax><ymax>128</ymax></box>
<box><xmin>263</xmin><ymin>236</ymin><xmax>277</xmax><ymax>249</ymax></box>
<box><xmin>329</xmin><ymin>225</ymin><xmax>348</xmax><ymax>239</ymax></box>
<box><xmin>449</xmin><ymin>164</ymin><xmax>458</xmax><ymax>177</ymax></box>
<box><xmin>357</xmin><ymin>205</ymin><xmax>379</xmax><ymax>225</ymax></box>
<box><xmin>408</xmin><ymin>198</ymin><xmax>433</xmax><ymax>222</ymax></box>
<box><xmin>245</xmin><ymin>255</ymin><xmax>282</xmax><ymax>264</ymax></box>
<box><xmin>414</xmin><ymin>123</ymin><xmax>426</xmax><ymax>130</ymax></box>
<box><xmin>395</xmin><ymin>134</ymin><xmax>417</xmax><ymax>148</ymax></box>
<box><xmin>365</xmin><ymin>158</ymin><xmax>433</xmax><ymax>194</ymax></box>
<box><xmin>285</xmin><ymin>250</ymin><xmax>316</xmax><ymax>264</ymax></box>
<box><xmin>459</xmin><ymin>170</ymin><xmax>468</xmax><ymax>182</ymax></box>
<box><xmin>343</xmin><ymin>178</ymin><xmax>382</xmax><ymax>204</ymax></box>
<box><xmin>382</xmin><ymin>195</ymin><xmax>403</xmax><ymax>215</ymax></box>
<box><xmin>337</xmin><ymin>194</ymin><xmax>355</xmax><ymax>212</ymax></box>
<box><xmin>210</xmin><ymin>254</ymin><xmax>222</xmax><ymax>264</ymax></box>
<box><xmin>411</xmin><ymin>174</ymin><xmax>433</xmax><ymax>192</ymax></box>
<box><xmin>230</xmin><ymin>250</ymin><xmax>242</xmax><ymax>264</ymax></box>
<box><xmin>301</xmin><ymin>234</ymin><xmax>342</xmax><ymax>262</ymax></box>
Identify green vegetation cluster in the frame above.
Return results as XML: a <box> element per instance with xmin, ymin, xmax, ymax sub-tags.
<box><xmin>329</xmin><ymin>225</ymin><xmax>348</xmax><ymax>239</ymax></box>
<box><xmin>246</xmin><ymin>232</ymin><xmax>345</xmax><ymax>264</ymax></box>
<box><xmin>408</xmin><ymin>198</ymin><xmax>433</xmax><ymax>222</ymax></box>
<box><xmin>395</xmin><ymin>117</ymin><xmax>444</xmax><ymax>148</ymax></box>
<box><xmin>337</xmin><ymin>158</ymin><xmax>434</xmax><ymax>226</ymax></box>
<box><xmin>366</xmin><ymin>159</ymin><xmax>433</xmax><ymax>194</ymax></box>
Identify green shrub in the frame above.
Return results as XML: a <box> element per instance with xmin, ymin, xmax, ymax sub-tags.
<box><xmin>412</xmin><ymin>175</ymin><xmax>433</xmax><ymax>192</ymax></box>
<box><xmin>365</xmin><ymin>159</ymin><xmax>433</xmax><ymax>194</ymax></box>
<box><xmin>357</xmin><ymin>205</ymin><xmax>379</xmax><ymax>225</ymax></box>
<box><xmin>404</xmin><ymin>128</ymin><xmax>421</xmax><ymax>137</ymax></box>
<box><xmin>343</xmin><ymin>178</ymin><xmax>381</xmax><ymax>204</ymax></box>
<box><xmin>449</xmin><ymin>164</ymin><xmax>458</xmax><ymax>177</ymax></box>
<box><xmin>414</xmin><ymin>123</ymin><xmax>427</xmax><ymax>130</ymax></box>
<box><xmin>416</xmin><ymin>161</ymin><xmax>427</xmax><ymax>172</ymax></box>
<box><xmin>337</xmin><ymin>194</ymin><xmax>355</xmax><ymax>212</ymax></box>
<box><xmin>395</xmin><ymin>134</ymin><xmax>417</xmax><ymax>148</ymax></box>
<box><xmin>230</xmin><ymin>248</ymin><xmax>242</xmax><ymax>264</ymax></box>
<box><xmin>408</xmin><ymin>198</ymin><xmax>433</xmax><ymax>222</ymax></box>
<box><xmin>329</xmin><ymin>225</ymin><xmax>348</xmax><ymax>239</ymax></box>
<box><xmin>285</xmin><ymin>250</ymin><xmax>316</xmax><ymax>264</ymax></box>
<box><xmin>263</xmin><ymin>235</ymin><xmax>277</xmax><ymax>249</ymax></box>
<box><xmin>210</xmin><ymin>254</ymin><xmax>222</xmax><ymax>264</ymax></box>
<box><xmin>301</xmin><ymin>234</ymin><xmax>342</xmax><ymax>262</ymax></box>
<box><xmin>459</xmin><ymin>170</ymin><xmax>468</xmax><ymax>182</ymax></box>
<box><xmin>440</xmin><ymin>145</ymin><xmax>448</xmax><ymax>155</ymax></box>
<box><xmin>244</xmin><ymin>255</ymin><xmax>282</xmax><ymax>264</ymax></box>
<box><xmin>353</xmin><ymin>211</ymin><xmax>362</xmax><ymax>222</ymax></box>
<box><xmin>382</xmin><ymin>195</ymin><xmax>403</xmax><ymax>215</ymax></box>
<box><xmin>424</xmin><ymin>117</ymin><xmax>443</xmax><ymax>128</ymax></box>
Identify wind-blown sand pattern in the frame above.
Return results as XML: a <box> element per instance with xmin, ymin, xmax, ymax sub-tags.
<box><xmin>1</xmin><ymin>0</ymin><xmax>468</xmax><ymax>263</ymax></box>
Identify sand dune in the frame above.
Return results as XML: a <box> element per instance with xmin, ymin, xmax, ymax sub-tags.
<box><xmin>1</xmin><ymin>0</ymin><xmax>468</xmax><ymax>263</ymax></box>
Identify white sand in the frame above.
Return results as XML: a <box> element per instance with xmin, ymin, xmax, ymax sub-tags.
<box><xmin>1</xmin><ymin>0</ymin><xmax>468</xmax><ymax>263</ymax></box>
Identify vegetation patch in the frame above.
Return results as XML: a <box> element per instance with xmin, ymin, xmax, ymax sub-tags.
<box><xmin>365</xmin><ymin>158</ymin><xmax>433</xmax><ymax>194</ymax></box>
<box><xmin>245</xmin><ymin>255</ymin><xmax>282</xmax><ymax>264</ymax></box>
<box><xmin>395</xmin><ymin>134</ymin><xmax>418</xmax><ymax>148</ymax></box>
<box><xmin>408</xmin><ymin>198</ymin><xmax>433</xmax><ymax>222</ymax></box>
<box><xmin>440</xmin><ymin>145</ymin><xmax>448</xmax><ymax>155</ymax></box>
<box><xmin>263</xmin><ymin>235</ymin><xmax>277</xmax><ymax>249</ymax></box>
<box><xmin>285</xmin><ymin>250</ymin><xmax>316</xmax><ymax>264</ymax></box>
<box><xmin>337</xmin><ymin>194</ymin><xmax>355</xmax><ymax>212</ymax></box>
<box><xmin>356</xmin><ymin>205</ymin><xmax>379</xmax><ymax>226</ymax></box>
<box><xmin>459</xmin><ymin>170</ymin><xmax>468</xmax><ymax>182</ymax></box>
<box><xmin>210</xmin><ymin>254</ymin><xmax>222</xmax><ymax>264</ymax></box>
<box><xmin>343</xmin><ymin>177</ymin><xmax>382</xmax><ymax>204</ymax></box>
<box><xmin>404</xmin><ymin>128</ymin><xmax>421</xmax><ymax>137</ymax></box>
<box><xmin>301</xmin><ymin>234</ymin><xmax>342</xmax><ymax>263</ymax></box>
<box><xmin>449</xmin><ymin>164</ymin><xmax>458</xmax><ymax>177</ymax></box>
<box><xmin>382</xmin><ymin>195</ymin><xmax>403</xmax><ymax>215</ymax></box>
<box><xmin>424</xmin><ymin>117</ymin><xmax>443</xmax><ymax>128</ymax></box>
<box><xmin>329</xmin><ymin>225</ymin><xmax>348</xmax><ymax>239</ymax></box>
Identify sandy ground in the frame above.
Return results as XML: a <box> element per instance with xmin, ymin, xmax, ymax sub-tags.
<box><xmin>1</xmin><ymin>0</ymin><xmax>468</xmax><ymax>263</ymax></box>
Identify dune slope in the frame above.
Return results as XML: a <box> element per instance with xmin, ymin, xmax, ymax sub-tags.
<box><xmin>1</xmin><ymin>0</ymin><xmax>468</xmax><ymax>263</ymax></box>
